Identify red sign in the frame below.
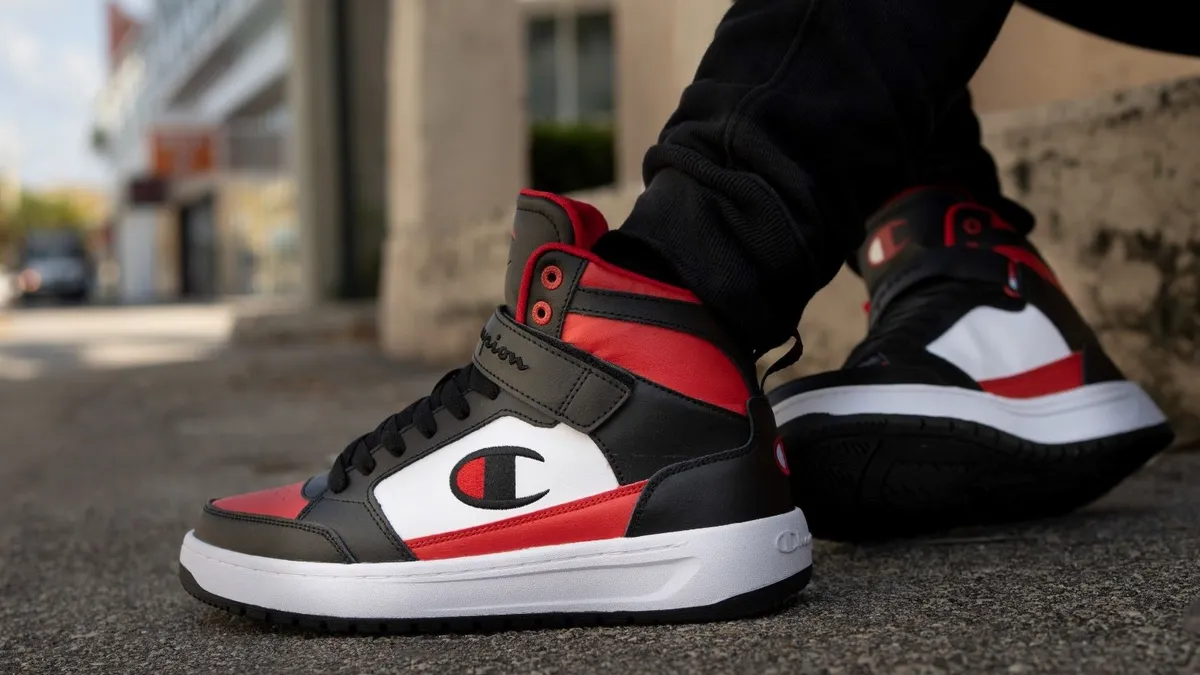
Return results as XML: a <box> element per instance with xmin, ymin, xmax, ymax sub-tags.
<box><xmin>150</xmin><ymin>128</ymin><xmax>215</xmax><ymax>178</ymax></box>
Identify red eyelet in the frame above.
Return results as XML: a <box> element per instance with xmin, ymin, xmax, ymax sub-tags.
<box><xmin>531</xmin><ymin>301</ymin><xmax>552</xmax><ymax>326</ymax></box>
<box><xmin>540</xmin><ymin>265</ymin><xmax>563</xmax><ymax>290</ymax></box>
<box><xmin>963</xmin><ymin>217</ymin><xmax>983</xmax><ymax>235</ymax></box>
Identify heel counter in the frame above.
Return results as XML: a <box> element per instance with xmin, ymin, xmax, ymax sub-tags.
<box><xmin>624</xmin><ymin>397</ymin><xmax>792</xmax><ymax>537</ymax></box>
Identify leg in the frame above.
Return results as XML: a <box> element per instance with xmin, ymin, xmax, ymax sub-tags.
<box><xmin>909</xmin><ymin>88</ymin><xmax>1034</xmax><ymax>235</ymax></box>
<box><xmin>913</xmin><ymin>90</ymin><xmax>1008</xmax><ymax>204</ymax></box>
<box><xmin>599</xmin><ymin>0</ymin><xmax>1018</xmax><ymax>355</ymax></box>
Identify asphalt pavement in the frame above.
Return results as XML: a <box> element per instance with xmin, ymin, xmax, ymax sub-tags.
<box><xmin>0</xmin><ymin>315</ymin><xmax>1197</xmax><ymax>674</ymax></box>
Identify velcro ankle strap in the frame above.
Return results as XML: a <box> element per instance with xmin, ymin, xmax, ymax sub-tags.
<box><xmin>473</xmin><ymin>309</ymin><xmax>631</xmax><ymax>432</ymax></box>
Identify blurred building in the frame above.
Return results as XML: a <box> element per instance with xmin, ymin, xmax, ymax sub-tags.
<box><xmin>91</xmin><ymin>0</ymin><xmax>619</xmax><ymax>309</ymax></box>
<box><xmin>95</xmin><ymin>0</ymin><xmax>397</xmax><ymax>306</ymax></box>
<box><xmin>94</xmin><ymin>0</ymin><xmax>301</xmax><ymax>303</ymax></box>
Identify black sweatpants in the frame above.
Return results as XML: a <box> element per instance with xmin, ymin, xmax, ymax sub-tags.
<box><xmin>602</xmin><ymin>0</ymin><xmax>1022</xmax><ymax>356</ymax></box>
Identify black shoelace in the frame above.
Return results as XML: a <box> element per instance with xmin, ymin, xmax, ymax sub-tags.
<box><xmin>327</xmin><ymin>365</ymin><xmax>501</xmax><ymax>493</ymax></box>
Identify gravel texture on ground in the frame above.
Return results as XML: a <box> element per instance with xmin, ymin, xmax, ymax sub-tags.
<box><xmin>1</xmin><ymin>346</ymin><xmax>1196</xmax><ymax>674</ymax></box>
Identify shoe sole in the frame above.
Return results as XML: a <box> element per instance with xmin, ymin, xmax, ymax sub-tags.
<box><xmin>179</xmin><ymin>508</ymin><xmax>812</xmax><ymax>633</ymax></box>
<box><xmin>772</xmin><ymin>382</ymin><xmax>1173</xmax><ymax>540</ymax></box>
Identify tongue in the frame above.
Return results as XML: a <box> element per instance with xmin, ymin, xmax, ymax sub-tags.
<box><xmin>504</xmin><ymin>190</ymin><xmax>609</xmax><ymax>310</ymax></box>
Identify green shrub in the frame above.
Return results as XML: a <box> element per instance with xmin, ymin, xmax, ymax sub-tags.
<box><xmin>529</xmin><ymin>122</ymin><xmax>615</xmax><ymax>195</ymax></box>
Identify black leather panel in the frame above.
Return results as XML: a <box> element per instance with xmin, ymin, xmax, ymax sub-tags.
<box><xmin>473</xmin><ymin>310</ymin><xmax>631</xmax><ymax>432</ymax></box>
<box><xmin>504</xmin><ymin>195</ymin><xmax>576</xmax><ymax>310</ymax></box>
<box><xmin>1081</xmin><ymin>343</ymin><xmax>1124</xmax><ymax>385</ymax></box>
<box><xmin>593</xmin><ymin>380</ymin><xmax>751</xmax><ymax>484</ymax></box>
<box><xmin>625</xmin><ymin>397</ymin><xmax>791</xmax><ymax>537</ymax></box>
<box><xmin>521</xmin><ymin>251</ymin><xmax>587</xmax><ymax>338</ymax></box>
<box><xmin>1017</xmin><ymin>268</ymin><xmax>1113</xmax><ymax>354</ymax></box>
<box><xmin>194</xmin><ymin>503</ymin><xmax>352</xmax><ymax>563</ymax></box>
<box><xmin>571</xmin><ymin>288</ymin><xmax>720</xmax><ymax>340</ymax></box>
<box><xmin>867</xmin><ymin>249</ymin><xmax>1013</xmax><ymax>325</ymax></box>
<box><xmin>300</xmin><ymin>497</ymin><xmax>415</xmax><ymax>563</ymax></box>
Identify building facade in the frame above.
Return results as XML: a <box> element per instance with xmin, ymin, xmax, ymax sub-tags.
<box><xmin>95</xmin><ymin>0</ymin><xmax>297</xmax><ymax>303</ymax></box>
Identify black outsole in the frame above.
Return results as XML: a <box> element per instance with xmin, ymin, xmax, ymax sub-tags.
<box><xmin>180</xmin><ymin>564</ymin><xmax>812</xmax><ymax>634</ymax></box>
<box><xmin>779</xmin><ymin>413</ymin><xmax>1175</xmax><ymax>541</ymax></box>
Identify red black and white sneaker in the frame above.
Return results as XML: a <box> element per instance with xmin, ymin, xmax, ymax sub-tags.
<box><xmin>768</xmin><ymin>187</ymin><xmax>1173</xmax><ymax>540</ymax></box>
<box><xmin>179</xmin><ymin>190</ymin><xmax>811</xmax><ymax>631</ymax></box>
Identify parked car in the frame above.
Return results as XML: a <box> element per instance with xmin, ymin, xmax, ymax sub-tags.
<box><xmin>16</xmin><ymin>230</ymin><xmax>91</xmax><ymax>303</ymax></box>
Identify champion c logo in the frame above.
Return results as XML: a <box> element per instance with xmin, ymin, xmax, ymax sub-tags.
<box><xmin>866</xmin><ymin>219</ymin><xmax>909</xmax><ymax>267</ymax></box>
<box><xmin>776</xmin><ymin>530</ymin><xmax>803</xmax><ymax>554</ymax></box>
<box><xmin>450</xmin><ymin>446</ymin><xmax>549</xmax><ymax>510</ymax></box>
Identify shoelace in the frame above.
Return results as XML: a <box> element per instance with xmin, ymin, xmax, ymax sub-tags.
<box><xmin>327</xmin><ymin>365</ymin><xmax>501</xmax><ymax>493</ymax></box>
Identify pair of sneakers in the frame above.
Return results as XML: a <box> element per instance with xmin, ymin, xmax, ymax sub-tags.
<box><xmin>179</xmin><ymin>188</ymin><xmax>1172</xmax><ymax>631</ymax></box>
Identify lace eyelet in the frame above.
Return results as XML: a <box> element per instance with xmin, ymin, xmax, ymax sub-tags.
<box><xmin>540</xmin><ymin>265</ymin><xmax>563</xmax><ymax>290</ymax></box>
<box><xmin>532</xmin><ymin>301</ymin><xmax>552</xmax><ymax>326</ymax></box>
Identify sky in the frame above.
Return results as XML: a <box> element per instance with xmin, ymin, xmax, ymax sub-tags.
<box><xmin>0</xmin><ymin>0</ymin><xmax>150</xmax><ymax>190</ymax></box>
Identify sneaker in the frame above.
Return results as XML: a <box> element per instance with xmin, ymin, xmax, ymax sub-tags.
<box><xmin>180</xmin><ymin>190</ymin><xmax>812</xmax><ymax>631</ymax></box>
<box><xmin>768</xmin><ymin>187</ymin><xmax>1173</xmax><ymax>540</ymax></box>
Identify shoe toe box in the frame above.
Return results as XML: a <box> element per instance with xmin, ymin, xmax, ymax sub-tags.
<box><xmin>193</xmin><ymin>480</ymin><xmax>352</xmax><ymax>563</ymax></box>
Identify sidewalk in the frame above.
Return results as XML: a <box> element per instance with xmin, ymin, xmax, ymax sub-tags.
<box><xmin>1</xmin><ymin>344</ymin><xmax>1196</xmax><ymax>674</ymax></box>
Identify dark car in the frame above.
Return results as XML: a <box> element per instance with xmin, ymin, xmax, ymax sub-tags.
<box><xmin>16</xmin><ymin>230</ymin><xmax>91</xmax><ymax>303</ymax></box>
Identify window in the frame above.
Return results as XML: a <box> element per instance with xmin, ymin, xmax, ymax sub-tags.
<box><xmin>525</xmin><ymin>10</ymin><xmax>614</xmax><ymax>123</ymax></box>
<box><xmin>575</xmin><ymin>12</ymin><xmax>614</xmax><ymax>121</ymax></box>
<box><xmin>527</xmin><ymin>17</ymin><xmax>559</xmax><ymax>122</ymax></box>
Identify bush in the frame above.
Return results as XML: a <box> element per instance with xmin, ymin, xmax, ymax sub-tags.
<box><xmin>529</xmin><ymin>121</ymin><xmax>615</xmax><ymax>195</ymax></box>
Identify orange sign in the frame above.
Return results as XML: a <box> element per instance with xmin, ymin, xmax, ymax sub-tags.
<box><xmin>150</xmin><ymin>128</ymin><xmax>215</xmax><ymax>177</ymax></box>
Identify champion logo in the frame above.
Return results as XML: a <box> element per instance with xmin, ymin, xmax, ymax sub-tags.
<box><xmin>773</xmin><ymin>438</ymin><xmax>790</xmax><ymax>476</ymax></box>
<box><xmin>776</xmin><ymin>530</ymin><xmax>804</xmax><ymax>553</ymax></box>
<box><xmin>478</xmin><ymin>330</ymin><xmax>529</xmax><ymax>371</ymax></box>
<box><xmin>866</xmin><ymin>219</ymin><xmax>909</xmax><ymax>267</ymax></box>
<box><xmin>449</xmin><ymin>446</ymin><xmax>549</xmax><ymax>510</ymax></box>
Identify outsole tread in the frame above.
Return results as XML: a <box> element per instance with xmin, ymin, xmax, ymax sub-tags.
<box><xmin>780</xmin><ymin>413</ymin><xmax>1173</xmax><ymax>541</ymax></box>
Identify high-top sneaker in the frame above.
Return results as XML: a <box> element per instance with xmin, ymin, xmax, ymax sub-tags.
<box><xmin>768</xmin><ymin>187</ymin><xmax>1173</xmax><ymax>540</ymax></box>
<box><xmin>179</xmin><ymin>190</ymin><xmax>811</xmax><ymax>631</ymax></box>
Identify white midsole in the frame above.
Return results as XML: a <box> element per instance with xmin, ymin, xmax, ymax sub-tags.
<box><xmin>772</xmin><ymin>381</ymin><xmax>1166</xmax><ymax>445</ymax></box>
<box><xmin>180</xmin><ymin>508</ymin><xmax>812</xmax><ymax>619</ymax></box>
